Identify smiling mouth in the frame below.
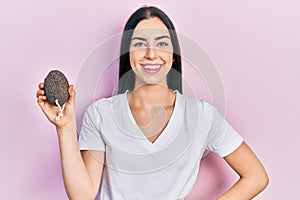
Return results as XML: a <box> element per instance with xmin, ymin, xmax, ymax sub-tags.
<box><xmin>141</xmin><ymin>64</ymin><xmax>163</xmax><ymax>74</ymax></box>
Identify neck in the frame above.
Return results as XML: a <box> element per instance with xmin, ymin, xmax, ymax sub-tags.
<box><xmin>128</xmin><ymin>84</ymin><xmax>176</xmax><ymax>108</ymax></box>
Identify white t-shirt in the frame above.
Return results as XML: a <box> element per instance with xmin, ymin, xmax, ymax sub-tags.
<box><xmin>78</xmin><ymin>90</ymin><xmax>243</xmax><ymax>200</ymax></box>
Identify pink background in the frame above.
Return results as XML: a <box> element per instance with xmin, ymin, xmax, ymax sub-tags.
<box><xmin>1</xmin><ymin>0</ymin><xmax>299</xmax><ymax>199</ymax></box>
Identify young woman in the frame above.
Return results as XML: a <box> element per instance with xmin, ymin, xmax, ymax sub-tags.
<box><xmin>36</xmin><ymin>6</ymin><xmax>268</xmax><ymax>200</ymax></box>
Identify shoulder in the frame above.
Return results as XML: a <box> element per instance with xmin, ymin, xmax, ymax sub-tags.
<box><xmin>85</xmin><ymin>92</ymin><xmax>126</xmax><ymax>115</ymax></box>
<box><xmin>90</xmin><ymin>93</ymin><xmax>125</xmax><ymax>108</ymax></box>
<box><xmin>178</xmin><ymin>93</ymin><xmax>217</xmax><ymax>114</ymax></box>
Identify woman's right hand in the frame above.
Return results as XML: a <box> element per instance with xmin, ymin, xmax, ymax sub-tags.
<box><xmin>37</xmin><ymin>82</ymin><xmax>104</xmax><ymax>200</ymax></box>
<box><xmin>36</xmin><ymin>82</ymin><xmax>76</xmax><ymax>129</ymax></box>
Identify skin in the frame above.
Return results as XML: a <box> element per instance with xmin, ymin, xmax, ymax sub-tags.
<box><xmin>127</xmin><ymin>17</ymin><xmax>176</xmax><ymax>142</ymax></box>
<box><xmin>37</xmin><ymin>83</ymin><xmax>104</xmax><ymax>200</ymax></box>
<box><xmin>36</xmin><ymin>17</ymin><xmax>268</xmax><ymax>200</ymax></box>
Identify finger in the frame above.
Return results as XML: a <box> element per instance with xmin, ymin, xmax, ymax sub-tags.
<box><xmin>36</xmin><ymin>89</ymin><xmax>45</xmax><ymax>97</ymax></box>
<box><xmin>37</xmin><ymin>95</ymin><xmax>46</xmax><ymax>102</ymax></box>
<box><xmin>37</xmin><ymin>95</ymin><xmax>46</xmax><ymax>106</ymax></box>
<box><xmin>38</xmin><ymin>82</ymin><xmax>44</xmax><ymax>89</ymax></box>
<box><xmin>68</xmin><ymin>85</ymin><xmax>76</xmax><ymax>102</ymax></box>
<box><xmin>69</xmin><ymin>85</ymin><xmax>75</xmax><ymax>96</ymax></box>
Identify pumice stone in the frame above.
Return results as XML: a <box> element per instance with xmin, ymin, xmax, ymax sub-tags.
<box><xmin>44</xmin><ymin>70</ymin><xmax>70</xmax><ymax>106</ymax></box>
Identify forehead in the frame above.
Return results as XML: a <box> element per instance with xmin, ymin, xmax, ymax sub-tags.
<box><xmin>132</xmin><ymin>17</ymin><xmax>170</xmax><ymax>37</ymax></box>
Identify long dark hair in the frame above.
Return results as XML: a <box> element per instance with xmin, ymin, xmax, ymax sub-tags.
<box><xmin>118</xmin><ymin>6</ymin><xmax>182</xmax><ymax>94</ymax></box>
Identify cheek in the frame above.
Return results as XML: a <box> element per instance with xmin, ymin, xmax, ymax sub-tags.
<box><xmin>129</xmin><ymin>50</ymin><xmax>145</xmax><ymax>68</ymax></box>
<box><xmin>160</xmin><ymin>51</ymin><xmax>173</xmax><ymax>67</ymax></box>
<box><xmin>129</xmin><ymin>52</ymin><xmax>134</xmax><ymax>68</ymax></box>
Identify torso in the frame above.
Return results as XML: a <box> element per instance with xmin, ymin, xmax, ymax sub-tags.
<box><xmin>78</xmin><ymin>91</ymin><xmax>243</xmax><ymax>199</ymax></box>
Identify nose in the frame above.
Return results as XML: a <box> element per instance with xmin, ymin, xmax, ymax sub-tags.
<box><xmin>145</xmin><ymin>46</ymin><xmax>157</xmax><ymax>59</ymax></box>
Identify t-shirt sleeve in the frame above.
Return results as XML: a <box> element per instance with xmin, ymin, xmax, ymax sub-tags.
<box><xmin>78</xmin><ymin>102</ymin><xmax>106</xmax><ymax>152</ymax></box>
<box><xmin>204</xmin><ymin>102</ymin><xmax>243</xmax><ymax>157</ymax></box>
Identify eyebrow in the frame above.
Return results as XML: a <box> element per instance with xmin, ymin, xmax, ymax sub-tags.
<box><xmin>131</xmin><ymin>35</ymin><xmax>170</xmax><ymax>41</ymax></box>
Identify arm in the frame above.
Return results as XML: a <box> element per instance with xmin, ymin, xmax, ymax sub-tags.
<box><xmin>217</xmin><ymin>142</ymin><xmax>269</xmax><ymax>200</ymax></box>
<box><xmin>57</xmin><ymin>123</ymin><xmax>105</xmax><ymax>200</ymax></box>
<box><xmin>37</xmin><ymin>83</ymin><xmax>104</xmax><ymax>200</ymax></box>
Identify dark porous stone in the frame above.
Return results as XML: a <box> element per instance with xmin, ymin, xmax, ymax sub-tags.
<box><xmin>44</xmin><ymin>70</ymin><xmax>70</xmax><ymax>106</ymax></box>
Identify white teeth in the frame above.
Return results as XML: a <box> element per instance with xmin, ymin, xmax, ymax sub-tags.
<box><xmin>143</xmin><ymin>65</ymin><xmax>160</xmax><ymax>70</ymax></box>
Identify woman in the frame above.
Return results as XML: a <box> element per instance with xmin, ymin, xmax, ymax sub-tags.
<box><xmin>36</xmin><ymin>6</ymin><xmax>268</xmax><ymax>200</ymax></box>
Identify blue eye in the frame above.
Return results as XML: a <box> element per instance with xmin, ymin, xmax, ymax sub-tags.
<box><xmin>157</xmin><ymin>42</ymin><xmax>169</xmax><ymax>47</ymax></box>
<box><xmin>133</xmin><ymin>42</ymin><xmax>146</xmax><ymax>47</ymax></box>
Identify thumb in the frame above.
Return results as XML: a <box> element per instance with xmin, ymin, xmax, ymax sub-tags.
<box><xmin>68</xmin><ymin>84</ymin><xmax>76</xmax><ymax>104</ymax></box>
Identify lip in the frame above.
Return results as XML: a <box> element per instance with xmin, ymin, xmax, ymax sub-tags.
<box><xmin>141</xmin><ymin>64</ymin><xmax>163</xmax><ymax>74</ymax></box>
